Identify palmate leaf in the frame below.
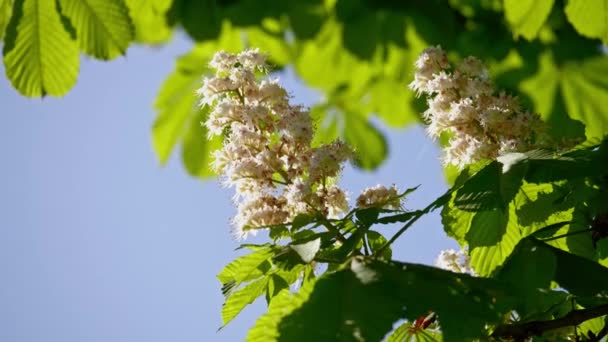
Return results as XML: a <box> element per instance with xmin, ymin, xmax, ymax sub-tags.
<box><xmin>3</xmin><ymin>0</ymin><xmax>79</xmax><ymax>97</ymax></box>
<box><xmin>503</xmin><ymin>0</ymin><xmax>555</xmax><ymax>40</ymax></box>
<box><xmin>248</xmin><ymin>258</ymin><xmax>519</xmax><ymax>342</ymax></box>
<box><xmin>152</xmin><ymin>24</ymin><xmax>242</xmax><ymax>177</ymax></box>
<box><xmin>58</xmin><ymin>0</ymin><xmax>134</xmax><ymax>60</ymax></box>
<box><xmin>565</xmin><ymin>0</ymin><xmax>608</xmax><ymax>45</ymax></box>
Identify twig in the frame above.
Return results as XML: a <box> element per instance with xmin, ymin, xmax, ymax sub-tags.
<box><xmin>492</xmin><ymin>304</ymin><xmax>608</xmax><ymax>340</ymax></box>
<box><xmin>376</xmin><ymin>190</ymin><xmax>451</xmax><ymax>255</ymax></box>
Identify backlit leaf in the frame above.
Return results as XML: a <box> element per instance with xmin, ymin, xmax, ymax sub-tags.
<box><xmin>58</xmin><ymin>0</ymin><xmax>134</xmax><ymax>59</ymax></box>
<box><xmin>3</xmin><ymin>0</ymin><xmax>79</xmax><ymax>97</ymax></box>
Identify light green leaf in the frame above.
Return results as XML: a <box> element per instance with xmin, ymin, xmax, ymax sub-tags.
<box><xmin>3</xmin><ymin>0</ymin><xmax>79</xmax><ymax>97</ymax></box>
<box><xmin>0</xmin><ymin>0</ymin><xmax>12</xmax><ymax>39</ymax></box>
<box><xmin>469</xmin><ymin>203</ymin><xmax>522</xmax><ymax>276</ymax></box>
<box><xmin>181</xmin><ymin>105</ymin><xmax>222</xmax><ymax>178</ymax></box>
<box><xmin>565</xmin><ymin>0</ymin><xmax>608</xmax><ymax>45</ymax></box>
<box><xmin>504</xmin><ymin>0</ymin><xmax>555</xmax><ymax>40</ymax></box>
<box><xmin>125</xmin><ymin>0</ymin><xmax>172</xmax><ymax>43</ymax></box>
<box><xmin>217</xmin><ymin>247</ymin><xmax>276</xmax><ymax>285</ymax></box>
<box><xmin>58</xmin><ymin>0</ymin><xmax>134</xmax><ymax>59</ymax></box>
<box><xmin>367</xmin><ymin>79</ymin><xmax>418</xmax><ymax>127</ymax></box>
<box><xmin>519</xmin><ymin>52</ymin><xmax>608</xmax><ymax>140</ymax></box>
<box><xmin>344</xmin><ymin>112</ymin><xmax>388</xmax><ymax>170</ymax></box>
<box><xmin>222</xmin><ymin>277</ymin><xmax>269</xmax><ymax>326</ymax></box>
<box><xmin>152</xmin><ymin>24</ymin><xmax>243</xmax><ymax>176</ymax></box>
<box><xmin>246</xmin><ymin>19</ymin><xmax>291</xmax><ymax>66</ymax></box>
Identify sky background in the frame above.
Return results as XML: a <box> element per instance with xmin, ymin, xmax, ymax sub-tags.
<box><xmin>0</xmin><ymin>33</ymin><xmax>458</xmax><ymax>341</ymax></box>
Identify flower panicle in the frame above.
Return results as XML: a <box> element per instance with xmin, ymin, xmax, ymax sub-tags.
<box><xmin>198</xmin><ymin>49</ymin><xmax>356</xmax><ymax>239</ymax></box>
<box><xmin>410</xmin><ymin>46</ymin><xmax>571</xmax><ymax>169</ymax></box>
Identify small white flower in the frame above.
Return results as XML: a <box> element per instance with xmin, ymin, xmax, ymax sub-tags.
<box><xmin>356</xmin><ymin>184</ymin><xmax>401</xmax><ymax>210</ymax></box>
<box><xmin>435</xmin><ymin>248</ymin><xmax>476</xmax><ymax>275</ymax></box>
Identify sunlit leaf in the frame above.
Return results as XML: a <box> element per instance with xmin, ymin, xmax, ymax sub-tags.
<box><xmin>3</xmin><ymin>0</ymin><xmax>79</xmax><ymax>97</ymax></box>
<box><xmin>222</xmin><ymin>277</ymin><xmax>269</xmax><ymax>326</ymax></box>
<box><xmin>0</xmin><ymin>0</ymin><xmax>11</xmax><ymax>39</ymax></box>
<box><xmin>519</xmin><ymin>52</ymin><xmax>608</xmax><ymax>140</ymax></box>
<box><xmin>504</xmin><ymin>0</ymin><xmax>555</xmax><ymax>40</ymax></box>
<box><xmin>125</xmin><ymin>0</ymin><xmax>172</xmax><ymax>43</ymax></box>
<box><xmin>565</xmin><ymin>0</ymin><xmax>608</xmax><ymax>45</ymax></box>
<box><xmin>217</xmin><ymin>246</ymin><xmax>276</xmax><ymax>285</ymax></box>
<box><xmin>58</xmin><ymin>0</ymin><xmax>134</xmax><ymax>59</ymax></box>
<box><xmin>152</xmin><ymin>24</ymin><xmax>243</xmax><ymax>176</ymax></box>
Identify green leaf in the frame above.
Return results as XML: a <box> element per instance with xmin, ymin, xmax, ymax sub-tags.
<box><xmin>466</xmin><ymin>208</ymin><xmax>509</xmax><ymax>249</ymax></box>
<box><xmin>217</xmin><ymin>246</ymin><xmax>276</xmax><ymax>285</ymax></box>
<box><xmin>453</xmin><ymin>161</ymin><xmax>524</xmax><ymax>211</ymax></box>
<box><xmin>181</xmin><ymin>106</ymin><xmax>222</xmax><ymax>178</ymax></box>
<box><xmin>290</xmin><ymin>238</ymin><xmax>321</xmax><ymax>263</ymax></box>
<box><xmin>222</xmin><ymin>277</ymin><xmax>269</xmax><ymax>326</ymax></box>
<box><xmin>152</xmin><ymin>25</ymin><xmax>243</xmax><ymax>176</ymax></box>
<box><xmin>260</xmin><ymin>258</ymin><xmax>518</xmax><ymax>342</ymax></box>
<box><xmin>0</xmin><ymin>0</ymin><xmax>12</xmax><ymax>39</ymax></box>
<box><xmin>565</xmin><ymin>0</ymin><xmax>608</xmax><ymax>45</ymax></box>
<box><xmin>519</xmin><ymin>52</ymin><xmax>608</xmax><ymax>140</ymax></box>
<box><xmin>3</xmin><ymin>0</ymin><xmax>79</xmax><ymax>97</ymax></box>
<box><xmin>246</xmin><ymin>20</ymin><xmax>291</xmax><ymax>66</ymax></box>
<box><xmin>498</xmin><ymin>238</ymin><xmax>608</xmax><ymax>298</ymax></box>
<box><xmin>169</xmin><ymin>0</ymin><xmax>220</xmax><ymax>41</ymax></box>
<box><xmin>504</xmin><ymin>0</ymin><xmax>555</xmax><ymax>40</ymax></box>
<box><xmin>58</xmin><ymin>0</ymin><xmax>134</xmax><ymax>60</ymax></box>
<box><xmin>468</xmin><ymin>204</ymin><xmax>522</xmax><ymax>276</ymax></box>
<box><xmin>246</xmin><ymin>286</ymin><xmax>314</xmax><ymax>342</ymax></box>
<box><xmin>366</xmin><ymin>230</ymin><xmax>391</xmax><ymax>260</ymax></box>
<box><xmin>344</xmin><ymin>112</ymin><xmax>388</xmax><ymax>170</ymax></box>
<box><xmin>125</xmin><ymin>0</ymin><xmax>172</xmax><ymax>43</ymax></box>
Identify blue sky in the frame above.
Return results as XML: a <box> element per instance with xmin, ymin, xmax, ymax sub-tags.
<box><xmin>0</xmin><ymin>33</ymin><xmax>457</xmax><ymax>341</ymax></box>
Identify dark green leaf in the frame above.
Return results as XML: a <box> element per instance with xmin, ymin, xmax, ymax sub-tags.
<box><xmin>261</xmin><ymin>258</ymin><xmax>518</xmax><ymax>342</ymax></box>
<box><xmin>498</xmin><ymin>238</ymin><xmax>608</xmax><ymax>298</ymax></box>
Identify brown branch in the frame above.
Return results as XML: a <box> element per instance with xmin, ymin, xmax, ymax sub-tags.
<box><xmin>492</xmin><ymin>304</ymin><xmax>608</xmax><ymax>340</ymax></box>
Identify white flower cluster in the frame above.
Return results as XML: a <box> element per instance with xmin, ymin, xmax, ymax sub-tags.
<box><xmin>199</xmin><ymin>49</ymin><xmax>353</xmax><ymax>239</ymax></box>
<box><xmin>410</xmin><ymin>46</ymin><xmax>549</xmax><ymax>168</ymax></box>
<box><xmin>434</xmin><ymin>249</ymin><xmax>475</xmax><ymax>275</ymax></box>
<box><xmin>355</xmin><ymin>184</ymin><xmax>401</xmax><ymax>210</ymax></box>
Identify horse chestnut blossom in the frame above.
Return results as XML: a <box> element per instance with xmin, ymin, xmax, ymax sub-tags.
<box><xmin>435</xmin><ymin>249</ymin><xmax>476</xmax><ymax>275</ymax></box>
<box><xmin>410</xmin><ymin>46</ymin><xmax>550</xmax><ymax>168</ymax></box>
<box><xmin>355</xmin><ymin>184</ymin><xmax>402</xmax><ymax>210</ymax></box>
<box><xmin>199</xmin><ymin>49</ymin><xmax>353</xmax><ymax>239</ymax></box>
